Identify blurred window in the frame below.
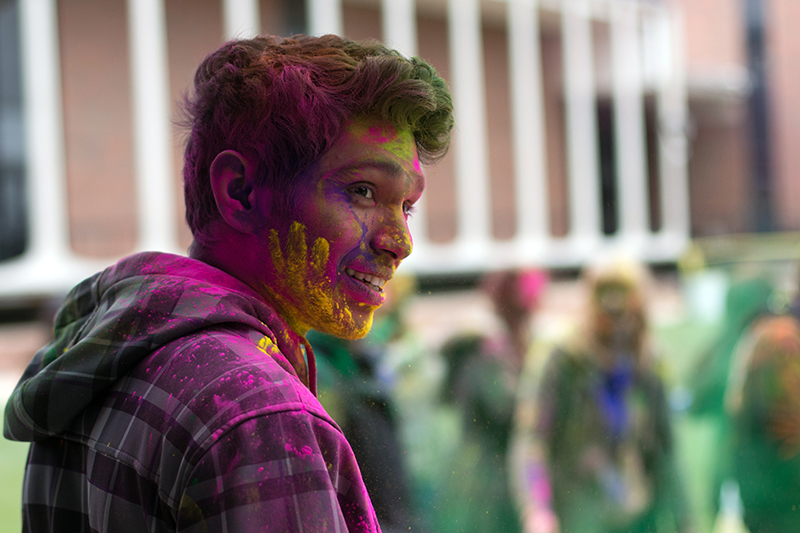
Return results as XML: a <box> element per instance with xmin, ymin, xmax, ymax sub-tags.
<box><xmin>0</xmin><ymin>0</ymin><xmax>27</xmax><ymax>260</ymax></box>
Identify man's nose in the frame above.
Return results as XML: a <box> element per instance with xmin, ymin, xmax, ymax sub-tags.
<box><xmin>372</xmin><ymin>210</ymin><xmax>413</xmax><ymax>262</ymax></box>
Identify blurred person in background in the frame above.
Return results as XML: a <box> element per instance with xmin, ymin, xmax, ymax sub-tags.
<box><xmin>688</xmin><ymin>277</ymin><xmax>775</xmax><ymax>418</ymax></box>
<box><xmin>723</xmin><ymin>313</ymin><xmax>800</xmax><ymax>532</ymax></box>
<box><xmin>3</xmin><ymin>34</ymin><xmax>453</xmax><ymax>532</ymax></box>
<box><xmin>685</xmin><ymin>276</ymin><xmax>775</xmax><ymax>525</ymax></box>
<box><xmin>308</xmin><ymin>274</ymin><xmax>425</xmax><ymax>532</ymax></box>
<box><xmin>434</xmin><ymin>268</ymin><xmax>547</xmax><ymax>533</ymax></box>
<box><xmin>513</xmin><ymin>258</ymin><xmax>692</xmax><ymax>533</ymax></box>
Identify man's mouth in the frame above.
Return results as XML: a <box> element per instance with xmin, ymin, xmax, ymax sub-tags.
<box><xmin>345</xmin><ymin>267</ymin><xmax>387</xmax><ymax>291</ymax></box>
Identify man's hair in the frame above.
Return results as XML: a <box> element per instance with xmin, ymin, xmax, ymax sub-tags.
<box><xmin>182</xmin><ymin>34</ymin><xmax>454</xmax><ymax>246</ymax></box>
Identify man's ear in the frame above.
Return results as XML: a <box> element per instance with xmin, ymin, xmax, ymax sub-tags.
<box><xmin>210</xmin><ymin>150</ymin><xmax>260</xmax><ymax>234</ymax></box>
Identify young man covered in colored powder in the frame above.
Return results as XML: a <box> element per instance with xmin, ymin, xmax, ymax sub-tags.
<box><xmin>3</xmin><ymin>34</ymin><xmax>453</xmax><ymax>532</ymax></box>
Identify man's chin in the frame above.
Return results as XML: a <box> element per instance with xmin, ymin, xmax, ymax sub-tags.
<box><xmin>316</xmin><ymin>310</ymin><xmax>375</xmax><ymax>341</ymax></box>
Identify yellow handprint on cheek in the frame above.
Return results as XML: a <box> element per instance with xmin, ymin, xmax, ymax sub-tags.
<box><xmin>265</xmin><ymin>221</ymin><xmax>365</xmax><ymax>338</ymax></box>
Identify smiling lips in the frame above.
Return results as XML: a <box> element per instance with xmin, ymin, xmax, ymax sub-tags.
<box><xmin>345</xmin><ymin>267</ymin><xmax>387</xmax><ymax>291</ymax></box>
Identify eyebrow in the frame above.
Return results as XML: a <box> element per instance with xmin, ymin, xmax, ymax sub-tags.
<box><xmin>336</xmin><ymin>158</ymin><xmax>424</xmax><ymax>182</ymax></box>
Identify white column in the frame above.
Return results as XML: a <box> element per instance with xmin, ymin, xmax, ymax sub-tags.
<box><xmin>307</xmin><ymin>0</ymin><xmax>343</xmax><ymax>37</ymax></box>
<box><xmin>127</xmin><ymin>0</ymin><xmax>178</xmax><ymax>253</ymax></box>
<box><xmin>610</xmin><ymin>0</ymin><xmax>649</xmax><ymax>243</ymax></box>
<box><xmin>652</xmin><ymin>5</ymin><xmax>690</xmax><ymax>241</ymax></box>
<box><xmin>508</xmin><ymin>0</ymin><xmax>549</xmax><ymax>246</ymax></box>
<box><xmin>381</xmin><ymin>0</ymin><xmax>417</xmax><ymax>57</ymax></box>
<box><xmin>18</xmin><ymin>0</ymin><xmax>71</xmax><ymax>260</ymax></box>
<box><xmin>448</xmin><ymin>0</ymin><xmax>491</xmax><ymax>250</ymax></box>
<box><xmin>561</xmin><ymin>0</ymin><xmax>601</xmax><ymax>247</ymax></box>
<box><xmin>223</xmin><ymin>0</ymin><xmax>261</xmax><ymax>40</ymax></box>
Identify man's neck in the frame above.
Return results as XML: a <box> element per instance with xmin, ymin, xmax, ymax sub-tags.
<box><xmin>189</xmin><ymin>236</ymin><xmax>312</xmax><ymax>339</ymax></box>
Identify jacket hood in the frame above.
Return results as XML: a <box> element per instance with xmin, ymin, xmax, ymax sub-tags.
<box><xmin>4</xmin><ymin>252</ymin><xmax>315</xmax><ymax>442</ymax></box>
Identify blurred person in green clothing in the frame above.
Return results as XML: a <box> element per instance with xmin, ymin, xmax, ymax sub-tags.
<box><xmin>724</xmin><ymin>314</ymin><xmax>800</xmax><ymax>532</ymax></box>
<box><xmin>686</xmin><ymin>276</ymin><xmax>775</xmax><ymax>524</ymax></box>
<box><xmin>689</xmin><ymin>277</ymin><xmax>774</xmax><ymax>417</ymax></box>
<box><xmin>513</xmin><ymin>258</ymin><xmax>692</xmax><ymax>533</ymax></box>
<box><xmin>435</xmin><ymin>268</ymin><xmax>548</xmax><ymax>533</ymax></box>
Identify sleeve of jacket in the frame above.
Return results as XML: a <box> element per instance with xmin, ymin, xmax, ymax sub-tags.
<box><xmin>176</xmin><ymin>408</ymin><xmax>381</xmax><ymax>533</ymax></box>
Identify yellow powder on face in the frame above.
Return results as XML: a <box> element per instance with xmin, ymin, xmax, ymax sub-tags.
<box><xmin>310</xmin><ymin>237</ymin><xmax>328</xmax><ymax>273</ymax></box>
<box><xmin>381</xmin><ymin>131</ymin><xmax>416</xmax><ymax>163</ymax></box>
<box><xmin>395</xmin><ymin>226</ymin><xmax>413</xmax><ymax>255</ymax></box>
<box><xmin>379</xmin><ymin>218</ymin><xmax>413</xmax><ymax>257</ymax></box>
<box><xmin>268</xmin><ymin>229</ymin><xmax>285</xmax><ymax>273</ymax></box>
<box><xmin>264</xmin><ymin>221</ymin><xmax>373</xmax><ymax>339</ymax></box>
<box><xmin>373</xmin><ymin>212</ymin><xmax>413</xmax><ymax>257</ymax></box>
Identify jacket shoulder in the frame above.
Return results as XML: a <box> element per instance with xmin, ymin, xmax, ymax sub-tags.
<box><xmin>86</xmin><ymin>325</ymin><xmax>337</xmax><ymax>481</ymax></box>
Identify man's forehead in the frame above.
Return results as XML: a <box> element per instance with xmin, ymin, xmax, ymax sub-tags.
<box><xmin>345</xmin><ymin>118</ymin><xmax>407</xmax><ymax>142</ymax></box>
<box><xmin>312</xmin><ymin>118</ymin><xmax>422</xmax><ymax>181</ymax></box>
<box><xmin>342</xmin><ymin>118</ymin><xmax>417</xmax><ymax>163</ymax></box>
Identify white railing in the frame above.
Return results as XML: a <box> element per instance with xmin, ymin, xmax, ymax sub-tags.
<box><xmin>405</xmin><ymin>0</ymin><xmax>690</xmax><ymax>274</ymax></box>
<box><xmin>0</xmin><ymin>0</ymin><xmax>689</xmax><ymax>300</ymax></box>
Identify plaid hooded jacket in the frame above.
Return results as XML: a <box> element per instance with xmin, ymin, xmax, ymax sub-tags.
<box><xmin>3</xmin><ymin>252</ymin><xmax>381</xmax><ymax>532</ymax></box>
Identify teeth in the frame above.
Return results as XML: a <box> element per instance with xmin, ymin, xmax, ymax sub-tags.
<box><xmin>345</xmin><ymin>268</ymin><xmax>387</xmax><ymax>289</ymax></box>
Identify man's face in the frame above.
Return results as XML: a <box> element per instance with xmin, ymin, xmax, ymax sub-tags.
<box><xmin>253</xmin><ymin>117</ymin><xmax>424</xmax><ymax>339</ymax></box>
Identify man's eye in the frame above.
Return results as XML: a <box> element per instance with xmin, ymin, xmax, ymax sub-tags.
<box><xmin>403</xmin><ymin>203</ymin><xmax>416</xmax><ymax>217</ymax></box>
<box><xmin>351</xmin><ymin>185</ymin><xmax>374</xmax><ymax>199</ymax></box>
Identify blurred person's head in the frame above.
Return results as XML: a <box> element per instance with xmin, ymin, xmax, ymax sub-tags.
<box><xmin>482</xmin><ymin>268</ymin><xmax>547</xmax><ymax>327</ymax></box>
<box><xmin>481</xmin><ymin>268</ymin><xmax>548</xmax><ymax>365</ymax></box>
<box><xmin>583</xmin><ymin>256</ymin><xmax>649</xmax><ymax>363</ymax></box>
<box><xmin>181</xmin><ymin>34</ymin><xmax>453</xmax><ymax>340</ymax></box>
